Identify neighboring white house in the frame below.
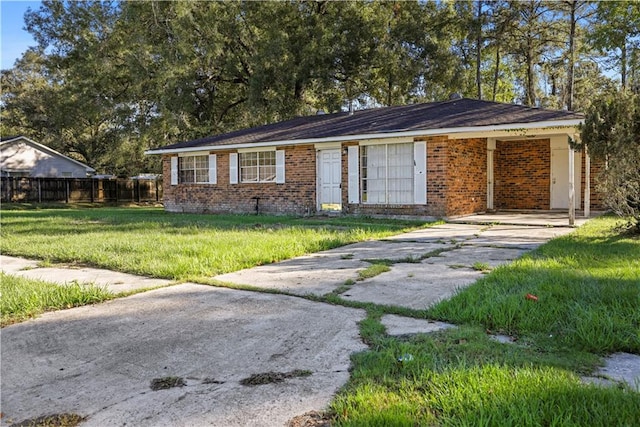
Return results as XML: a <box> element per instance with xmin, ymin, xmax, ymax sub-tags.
<box><xmin>0</xmin><ymin>136</ymin><xmax>95</xmax><ymax>178</ymax></box>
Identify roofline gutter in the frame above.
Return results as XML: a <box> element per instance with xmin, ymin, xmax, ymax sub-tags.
<box><xmin>144</xmin><ymin>119</ymin><xmax>583</xmax><ymax>155</ymax></box>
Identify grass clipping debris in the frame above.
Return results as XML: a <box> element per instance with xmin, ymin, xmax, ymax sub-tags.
<box><xmin>240</xmin><ymin>369</ymin><xmax>312</xmax><ymax>386</ymax></box>
<box><xmin>150</xmin><ymin>376</ymin><xmax>186</xmax><ymax>391</ymax></box>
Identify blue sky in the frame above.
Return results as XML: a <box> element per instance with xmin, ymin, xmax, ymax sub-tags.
<box><xmin>1</xmin><ymin>1</ymin><xmax>41</xmax><ymax>70</ymax></box>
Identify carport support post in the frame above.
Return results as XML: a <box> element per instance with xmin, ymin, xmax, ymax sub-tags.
<box><xmin>568</xmin><ymin>146</ymin><xmax>575</xmax><ymax>226</ymax></box>
<box><xmin>487</xmin><ymin>138</ymin><xmax>495</xmax><ymax>211</ymax></box>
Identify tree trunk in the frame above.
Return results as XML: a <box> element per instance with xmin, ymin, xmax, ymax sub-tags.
<box><xmin>493</xmin><ymin>47</ymin><xmax>500</xmax><ymax>101</ymax></box>
<box><xmin>621</xmin><ymin>43</ymin><xmax>627</xmax><ymax>90</ymax></box>
<box><xmin>567</xmin><ymin>0</ymin><xmax>576</xmax><ymax>110</ymax></box>
<box><xmin>526</xmin><ymin>43</ymin><xmax>536</xmax><ymax>106</ymax></box>
<box><xmin>476</xmin><ymin>0</ymin><xmax>483</xmax><ymax>100</ymax></box>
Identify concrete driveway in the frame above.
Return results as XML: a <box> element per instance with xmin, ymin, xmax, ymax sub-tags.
<box><xmin>1</xmin><ymin>284</ymin><xmax>366</xmax><ymax>427</ymax></box>
<box><xmin>1</xmin><ymin>220</ymin><xmax>579</xmax><ymax>426</ymax></box>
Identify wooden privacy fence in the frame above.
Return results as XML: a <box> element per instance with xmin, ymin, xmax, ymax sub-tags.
<box><xmin>1</xmin><ymin>177</ymin><xmax>162</xmax><ymax>204</ymax></box>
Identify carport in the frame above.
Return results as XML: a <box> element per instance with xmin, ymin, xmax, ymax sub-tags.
<box><xmin>481</xmin><ymin>132</ymin><xmax>596</xmax><ymax>226</ymax></box>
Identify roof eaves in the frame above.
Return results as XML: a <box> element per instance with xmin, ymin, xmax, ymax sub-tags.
<box><xmin>145</xmin><ymin>118</ymin><xmax>583</xmax><ymax>155</ymax></box>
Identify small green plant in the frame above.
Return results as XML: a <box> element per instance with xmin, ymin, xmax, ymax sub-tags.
<box><xmin>358</xmin><ymin>264</ymin><xmax>391</xmax><ymax>280</ymax></box>
<box><xmin>329</xmin><ymin>279</ymin><xmax>357</xmax><ymax>295</ymax></box>
<box><xmin>472</xmin><ymin>262</ymin><xmax>491</xmax><ymax>272</ymax></box>
<box><xmin>9</xmin><ymin>413</ymin><xmax>86</xmax><ymax>427</ymax></box>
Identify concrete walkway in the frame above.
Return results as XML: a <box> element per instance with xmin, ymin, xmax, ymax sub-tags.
<box><xmin>1</xmin><ymin>255</ymin><xmax>174</xmax><ymax>294</ymax></box>
<box><xmin>2</xmin><ymin>218</ymin><xmax>638</xmax><ymax>426</ymax></box>
<box><xmin>216</xmin><ymin>223</ymin><xmax>575</xmax><ymax>310</ymax></box>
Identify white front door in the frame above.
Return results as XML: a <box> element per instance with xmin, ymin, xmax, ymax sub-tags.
<box><xmin>551</xmin><ymin>148</ymin><xmax>582</xmax><ymax>209</ymax></box>
<box><xmin>318</xmin><ymin>149</ymin><xmax>342</xmax><ymax>211</ymax></box>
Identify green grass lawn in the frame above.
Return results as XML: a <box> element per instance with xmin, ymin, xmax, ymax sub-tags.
<box><xmin>2</xmin><ymin>207</ymin><xmax>638</xmax><ymax>424</ymax></box>
<box><xmin>0</xmin><ymin>273</ymin><xmax>112</xmax><ymax>326</ymax></box>
<box><xmin>0</xmin><ymin>206</ymin><xmax>430</xmax><ymax>281</ymax></box>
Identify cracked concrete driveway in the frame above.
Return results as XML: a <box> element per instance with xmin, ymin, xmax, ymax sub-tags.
<box><xmin>217</xmin><ymin>223</ymin><xmax>576</xmax><ymax>309</ymax></box>
<box><xmin>1</xmin><ymin>284</ymin><xmax>366</xmax><ymax>427</ymax></box>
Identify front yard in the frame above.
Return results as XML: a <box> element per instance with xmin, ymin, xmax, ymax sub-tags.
<box><xmin>0</xmin><ymin>206</ymin><xmax>429</xmax><ymax>281</ymax></box>
<box><xmin>1</xmin><ymin>207</ymin><xmax>638</xmax><ymax>425</ymax></box>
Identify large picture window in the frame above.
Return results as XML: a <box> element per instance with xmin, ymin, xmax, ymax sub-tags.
<box><xmin>361</xmin><ymin>143</ymin><xmax>414</xmax><ymax>204</ymax></box>
<box><xmin>179</xmin><ymin>155</ymin><xmax>209</xmax><ymax>183</ymax></box>
<box><xmin>240</xmin><ymin>151</ymin><xmax>276</xmax><ymax>182</ymax></box>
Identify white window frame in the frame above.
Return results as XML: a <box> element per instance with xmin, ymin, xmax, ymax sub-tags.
<box><xmin>360</xmin><ymin>142</ymin><xmax>422</xmax><ymax>205</ymax></box>
<box><xmin>236</xmin><ymin>149</ymin><xmax>285</xmax><ymax>183</ymax></box>
<box><xmin>178</xmin><ymin>153</ymin><xmax>209</xmax><ymax>184</ymax></box>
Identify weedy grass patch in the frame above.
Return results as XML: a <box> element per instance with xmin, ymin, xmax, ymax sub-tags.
<box><xmin>358</xmin><ymin>263</ymin><xmax>392</xmax><ymax>281</ymax></box>
<box><xmin>0</xmin><ymin>273</ymin><xmax>112</xmax><ymax>326</ymax></box>
<box><xmin>331</xmin><ymin>320</ymin><xmax>639</xmax><ymax>426</ymax></box>
<box><xmin>427</xmin><ymin>216</ymin><xmax>640</xmax><ymax>354</ymax></box>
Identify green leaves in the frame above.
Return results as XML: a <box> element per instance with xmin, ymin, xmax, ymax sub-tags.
<box><xmin>580</xmin><ymin>92</ymin><xmax>640</xmax><ymax>229</ymax></box>
<box><xmin>1</xmin><ymin>0</ymin><xmax>634</xmax><ymax>177</ymax></box>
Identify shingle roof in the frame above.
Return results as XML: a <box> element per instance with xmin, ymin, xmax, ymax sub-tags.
<box><xmin>150</xmin><ymin>98</ymin><xmax>583</xmax><ymax>152</ymax></box>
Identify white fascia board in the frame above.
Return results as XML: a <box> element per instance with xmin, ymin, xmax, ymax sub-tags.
<box><xmin>144</xmin><ymin>119</ymin><xmax>584</xmax><ymax>155</ymax></box>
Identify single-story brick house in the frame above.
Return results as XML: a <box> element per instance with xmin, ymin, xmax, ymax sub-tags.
<box><xmin>146</xmin><ymin>98</ymin><xmax>602</xmax><ymax>220</ymax></box>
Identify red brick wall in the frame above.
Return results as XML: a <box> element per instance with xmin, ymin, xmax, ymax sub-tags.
<box><xmin>162</xmin><ymin>144</ymin><xmax>317</xmax><ymax>215</ymax></box>
<box><xmin>426</xmin><ymin>136</ymin><xmax>448</xmax><ymax>217</ymax></box>
<box><xmin>446</xmin><ymin>138</ymin><xmax>487</xmax><ymax>216</ymax></box>
<box><xmin>494</xmin><ymin>139</ymin><xmax>550</xmax><ymax>210</ymax></box>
